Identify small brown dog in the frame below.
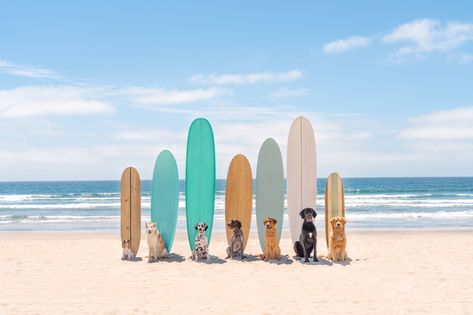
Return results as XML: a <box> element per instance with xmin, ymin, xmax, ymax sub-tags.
<box><xmin>326</xmin><ymin>217</ymin><xmax>347</xmax><ymax>261</ymax></box>
<box><xmin>260</xmin><ymin>217</ymin><xmax>281</xmax><ymax>260</ymax></box>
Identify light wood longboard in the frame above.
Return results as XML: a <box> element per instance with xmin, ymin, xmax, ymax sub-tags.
<box><xmin>186</xmin><ymin>118</ymin><xmax>216</xmax><ymax>251</ymax></box>
<box><xmin>151</xmin><ymin>150</ymin><xmax>179</xmax><ymax>252</ymax></box>
<box><xmin>225</xmin><ymin>154</ymin><xmax>253</xmax><ymax>250</ymax></box>
<box><xmin>325</xmin><ymin>172</ymin><xmax>345</xmax><ymax>248</ymax></box>
<box><xmin>287</xmin><ymin>116</ymin><xmax>316</xmax><ymax>245</ymax></box>
<box><xmin>256</xmin><ymin>138</ymin><xmax>284</xmax><ymax>251</ymax></box>
<box><xmin>120</xmin><ymin>167</ymin><xmax>141</xmax><ymax>256</ymax></box>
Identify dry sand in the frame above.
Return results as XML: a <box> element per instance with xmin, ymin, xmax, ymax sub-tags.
<box><xmin>1</xmin><ymin>230</ymin><xmax>472</xmax><ymax>314</ymax></box>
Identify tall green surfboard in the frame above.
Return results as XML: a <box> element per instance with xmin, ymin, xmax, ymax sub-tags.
<box><xmin>185</xmin><ymin>118</ymin><xmax>216</xmax><ymax>251</ymax></box>
<box><xmin>256</xmin><ymin>138</ymin><xmax>284</xmax><ymax>251</ymax></box>
<box><xmin>151</xmin><ymin>150</ymin><xmax>179</xmax><ymax>252</ymax></box>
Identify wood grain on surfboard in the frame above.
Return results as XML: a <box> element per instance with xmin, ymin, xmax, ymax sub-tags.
<box><xmin>151</xmin><ymin>150</ymin><xmax>179</xmax><ymax>252</ymax></box>
<box><xmin>287</xmin><ymin>116</ymin><xmax>316</xmax><ymax>245</ymax></box>
<box><xmin>225</xmin><ymin>154</ymin><xmax>253</xmax><ymax>250</ymax></box>
<box><xmin>120</xmin><ymin>167</ymin><xmax>141</xmax><ymax>256</ymax></box>
<box><xmin>325</xmin><ymin>172</ymin><xmax>345</xmax><ymax>248</ymax></box>
<box><xmin>256</xmin><ymin>138</ymin><xmax>284</xmax><ymax>251</ymax></box>
<box><xmin>185</xmin><ymin>118</ymin><xmax>216</xmax><ymax>251</ymax></box>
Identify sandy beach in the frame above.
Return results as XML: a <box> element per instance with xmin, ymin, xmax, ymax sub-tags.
<box><xmin>1</xmin><ymin>230</ymin><xmax>472</xmax><ymax>314</ymax></box>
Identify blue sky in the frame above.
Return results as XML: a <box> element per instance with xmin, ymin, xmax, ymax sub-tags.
<box><xmin>0</xmin><ymin>1</ymin><xmax>472</xmax><ymax>180</ymax></box>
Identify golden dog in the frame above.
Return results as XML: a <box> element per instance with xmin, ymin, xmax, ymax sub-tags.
<box><xmin>326</xmin><ymin>217</ymin><xmax>347</xmax><ymax>261</ymax></box>
<box><xmin>260</xmin><ymin>217</ymin><xmax>281</xmax><ymax>260</ymax></box>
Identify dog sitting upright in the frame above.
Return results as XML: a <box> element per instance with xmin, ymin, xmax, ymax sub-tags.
<box><xmin>121</xmin><ymin>239</ymin><xmax>134</xmax><ymax>260</ymax></box>
<box><xmin>326</xmin><ymin>217</ymin><xmax>347</xmax><ymax>261</ymax></box>
<box><xmin>191</xmin><ymin>222</ymin><xmax>209</xmax><ymax>261</ymax></box>
<box><xmin>294</xmin><ymin>208</ymin><xmax>318</xmax><ymax>263</ymax></box>
<box><xmin>260</xmin><ymin>217</ymin><xmax>281</xmax><ymax>261</ymax></box>
<box><xmin>145</xmin><ymin>221</ymin><xmax>168</xmax><ymax>262</ymax></box>
<box><xmin>226</xmin><ymin>219</ymin><xmax>245</xmax><ymax>259</ymax></box>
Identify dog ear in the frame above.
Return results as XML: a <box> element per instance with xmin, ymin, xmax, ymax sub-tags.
<box><xmin>311</xmin><ymin>208</ymin><xmax>317</xmax><ymax>217</ymax></box>
<box><xmin>299</xmin><ymin>209</ymin><xmax>306</xmax><ymax>219</ymax></box>
<box><xmin>342</xmin><ymin>217</ymin><xmax>347</xmax><ymax>225</ymax></box>
<box><xmin>237</xmin><ymin>220</ymin><xmax>242</xmax><ymax>229</ymax></box>
<box><xmin>272</xmin><ymin>218</ymin><xmax>277</xmax><ymax>225</ymax></box>
<box><xmin>330</xmin><ymin>217</ymin><xmax>336</xmax><ymax>226</ymax></box>
<box><xmin>227</xmin><ymin>222</ymin><xmax>232</xmax><ymax>228</ymax></box>
<box><xmin>204</xmin><ymin>223</ymin><xmax>208</xmax><ymax>231</ymax></box>
<box><xmin>195</xmin><ymin>223</ymin><xmax>198</xmax><ymax>230</ymax></box>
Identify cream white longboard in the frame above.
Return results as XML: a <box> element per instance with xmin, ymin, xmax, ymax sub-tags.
<box><xmin>287</xmin><ymin>116</ymin><xmax>316</xmax><ymax>245</ymax></box>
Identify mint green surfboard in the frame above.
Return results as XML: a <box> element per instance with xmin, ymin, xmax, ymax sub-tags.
<box><xmin>185</xmin><ymin>118</ymin><xmax>216</xmax><ymax>251</ymax></box>
<box><xmin>256</xmin><ymin>138</ymin><xmax>284</xmax><ymax>251</ymax></box>
<box><xmin>151</xmin><ymin>150</ymin><xmax>179</xmax><ymax>252</ymax></box>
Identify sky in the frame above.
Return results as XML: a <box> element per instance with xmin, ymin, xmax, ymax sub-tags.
<box><xmin>0</xmin><ymin>0</ymin><xmax>472</xmax><ymax>180</ymax></box>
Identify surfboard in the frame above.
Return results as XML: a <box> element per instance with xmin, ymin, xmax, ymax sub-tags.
<box><xmin>225</xmin><ymin>154</ymin><xmax>253</xmax><ymax>250</ymax></box>
<box><xmin>287</xmin><ymin>116</ymin><xmax>317</xmax><ymax>245</ymax></box>
<box><xmin>185</xmin><ymin>118</ymin><xmax>216</xmax><ymax>251</ymax></box>
<box><xmin>325</xmin><ymin>172</ymin><xmax>345</xmax><ymax>248</ymax></box>
<box><xmin>151</xmin><ymin>150</ymin><xmax>179</xmax><ymax>252</ymax></box>
<box><xmin>256</xmin><ymin>138</ymin><xmax>284</xmax><ymax>251</ymax></box>
<box><xmin>120</xmin><ymin>167</ymin><xmax>141</xmax><ymax>256</ymax></box>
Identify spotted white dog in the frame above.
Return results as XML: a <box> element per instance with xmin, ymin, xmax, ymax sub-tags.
<box><xmin>191</xmin><ymin>222</ymin><xmax>209</xmax><ymax>261</ymax></box>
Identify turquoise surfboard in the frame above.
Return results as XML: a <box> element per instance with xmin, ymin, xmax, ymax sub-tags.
<box><xmin>185</xmin><ymin>118</ymin><xmax>216</xmax><ymax>251</ymax></box>
<box><xmin>151</xmin><ymin>150</ymin><xmax>179</xmax><ymax>252</ymax></box>
<box><xmin>256</xmin><ymin>138</ymin><xmax>284</xmax><ymax>251</ymax></box>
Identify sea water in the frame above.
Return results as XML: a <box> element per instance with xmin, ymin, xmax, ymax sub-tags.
<box><xmin>0</xmin><ymin>178</ymin><xmax>472</xmax><ymax>232</ymax></box>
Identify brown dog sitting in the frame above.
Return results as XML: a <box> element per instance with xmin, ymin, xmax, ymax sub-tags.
<box><xmin>326</xmin><ymin>217</ymin><xmax>347</xmax><ymax>261</ymax></box>
<box><xmin>260</xmin><ymin>217</ymin><xmax>281</xmax><ymax>260</ymax></box>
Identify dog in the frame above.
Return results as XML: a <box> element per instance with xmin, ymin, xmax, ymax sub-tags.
<box><xmin>260</xmin><ymin>217</ymin><xmax>281</xmax><ymax>260</ymax></box>
<box><xmin>294</xmin><ymin>208</ymin><xmax>319</xmax><ymax>263</ymax></box>
<box><xmin>191</xmin><ymin>222</ymin><xmax>209</xmax><ymax>261</ymax></box>
<box><xmin>326</xmin><ymin>217</ymin><xmax>347</xmax><ymax>261</ymax></box>
<box><xmin>226</xmin><ymin>219</ymin><xmax>245</xmax><ymax>259</ymax></box>
<box><xmin>145</xmin><ymin>221</ymin><xmax>168</xmax><ymax>262</ymax></box>
<box><xmin>121</xmin><ymin>239</ymin><xmax>134</xmax><ymax>260</ymax></box>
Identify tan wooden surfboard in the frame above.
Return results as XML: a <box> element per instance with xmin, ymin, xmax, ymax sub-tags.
<box><xmin>325</xmin><ymin>172</ymin><xmax>345</xmax><ymax>248</ymax></box>
<box><xmin>225</xmin><ymin>154</ymin><xmax>253</xmax><ymax>250</ymax></box>
<box><xmin>120</xmin><ymin>167</ymin><xmax>141</xmax><ymax>256</ymax></box>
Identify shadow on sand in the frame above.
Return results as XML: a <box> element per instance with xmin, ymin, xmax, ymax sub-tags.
<box><xmin>191</xmin><ymin>255</ymin><xmax>227</xmax><ymax>265</ymax></box>
<box><xmin>146</xmin><ymin>253</ymin><xmax>186</xmax><ymax>263</ymax></box>
<box><xmin>225</xmin><ymin>254</ymin><xmax>259</xmax><ymax>262</ymax></box>
<box><xmin>121</xmin><ymin>256</ymin><xmax>143</xmax><ymax>262</ymax></box>
<box><xmin>291</xmin><ymin>255</ymin><xmax>352</xmax><ymax>266</ymax></box>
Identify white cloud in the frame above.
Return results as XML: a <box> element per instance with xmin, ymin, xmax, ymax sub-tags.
<box><xmin>459</xmin><ymin>53</ymin><xmax>473</xmax><ymax>64</ymax></box>
<box><xmin>0</xmin><ymin>86</ymin><xmax>114</xmax><ymax>118</ymax></box>
<box><xmin>383</xmin><ymin>19</ymin><xmax>473</xmax><ymax>59</ymax></box>
<box><xmin>115</xmin><ymin>129</ymin><xmax>185</xmax><ymax>142</ymax></box>
<box><xmin>121</xmin><ymin>87</ymin><xmax>228</xmax><ymax>105</ymax></box>
<box><xmin>189</xmin><ymin>70</ymin><xmax>303</xmax><ymax>85</ymax></box>
<box><xmin>269</xmin><ymin>88</ymin><xmax>309</xmax><ymax>99</ymax></box>
<box><xmin>0</xmin><ymin>59</ymin><xmax>61</xmax><ymax>79</ymax></box>
<box><xmin>322</xmin><ymin>36</ymin><xmax>371</xmax><ymax>54</ymax></box>
<box><xmin>398</xmin><ymin>106</ymin><xmax>473</xmax><ymax>141</ymax></box>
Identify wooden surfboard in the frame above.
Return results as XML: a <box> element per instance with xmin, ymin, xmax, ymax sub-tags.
<box><xmin>325</xmin><ymin>172</ymin><xmax>345</xmax><ymax>248</ymax></box>
<box><xmin>151</xmin><ymin>150</ymin><xmax>179</xmax><ymax>252</ymax></box>
<box><xmin>225</xmin><ymin>154</ymin><xmax>253</xmax><ymax>250</ymax></box>
<box><xmin>256</xmin><ymin>138</ymin><xmax>284</xmax><ymax>251</ymax></box>
<box><xmin>186</xmin><ymin>118</ymin><xmax>216</xmax><ymax>251</ymax></box>
<box><xmin>120</xmin><ymin>167</ymin><xmax>141</xmax><ymax>256</ymax></box>
<box><xmin>287</xmin><ymin>116</ymin><xmax>316</xmax><ymax>245</ymax></box>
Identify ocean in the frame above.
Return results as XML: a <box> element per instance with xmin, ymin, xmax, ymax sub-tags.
<box><xmin>0</xmin><ymin>177</ymin><xmax>472</xmax><ymax>232</ymax></box>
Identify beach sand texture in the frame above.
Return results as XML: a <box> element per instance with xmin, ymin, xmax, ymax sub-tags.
<box><xmin>1</xmin><ymin>231</ymin><xmax>472</xmax><ymax>314</ymax></box>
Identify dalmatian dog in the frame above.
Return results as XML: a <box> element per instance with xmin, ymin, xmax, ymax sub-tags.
<box><xmin>191</xmin><ymin>222</ymin><xmax>209</xmax><ymax>261</ymax></box>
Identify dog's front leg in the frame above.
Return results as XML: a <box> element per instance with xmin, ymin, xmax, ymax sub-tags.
<box><xmin>313</xmin><ymin>236</ymin><xmax>319</xmax><ymax>262</ymax></box>
<box><xmin>302</xmin><ymin>242</ymin><xmax>309</xmax><ymax>263</ymax></box>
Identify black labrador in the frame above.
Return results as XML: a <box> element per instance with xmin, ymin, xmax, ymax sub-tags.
<box><xmin>294</xmin><ymin>208</ymin><xmax>318</xmax><ymax>263</ymax></box>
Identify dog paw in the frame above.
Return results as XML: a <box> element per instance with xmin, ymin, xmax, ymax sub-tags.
<box><xmin>313</xmin><ymin>258</ymin><xmax>319</xmax><ymax>262</ymax></box>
